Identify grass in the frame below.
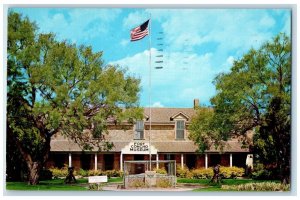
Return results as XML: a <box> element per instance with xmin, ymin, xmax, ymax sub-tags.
<box><xmin>108</xmin><ymin>177</ymin><xmax>123</xmax><ymax>183</ymax></box>
<box><xmin>177</xmin><ymin>178</ymin><xmax>281</xmax><ymax>192</ymax></box>
<box><xmin>6</xmin><ymin>177</ymin><xmax>123</xmax><ymax>191</ymax></box>
<box><xmin>7</xmin><ymin>177</ymin><xmax>280</xmax><ymax>191</ymax></box>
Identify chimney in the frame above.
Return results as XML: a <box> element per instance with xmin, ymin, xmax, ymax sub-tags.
<box><xmin>193</xmin><ymin>99</ymin><xmax>199</xmax><ymax>109</ymax></box>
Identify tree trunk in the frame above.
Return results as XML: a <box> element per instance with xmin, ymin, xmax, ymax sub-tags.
<box><xmin>26</xmin><ymin>135</ymin><xmax>51</xmax><ymax>185</ymax></box>
<box><xmin>28</xmin><ymin>161</ymin><xmax>42</xmax><ymax>185</ymax></box>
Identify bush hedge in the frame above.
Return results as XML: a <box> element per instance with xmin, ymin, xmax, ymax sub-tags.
<box><xmin>221</xmin><ymin>182</ymin><xmax>290</xmax><ymax>191</ymax></box>
<box><xmin>49</xmin><ymin>165</ymin><xmax>244</xmax><ymax>179</ymax></box>
<box><xmin>155</xmin><ymin>167</ymin><xmax>167</xmax><ymax>175</ymax></box>
<box><xmin>49</xmin><ymin>167</ymin><xmax>123</xmax><ymax>179</ymax></box>
<box><xmin>49</xmin><ymin>167</ymin><xmax>68</xmax><ymax>179</ymax></box>
<box><xmin>176</xmin><ymin>165</ymin><xmax>245</xmax><ymax>179</ymax></box>
<box><xmin>220</xmin><ymin>166</ymin><xmax>245</xmax><ymax>178</ymax></box>
<box><xmin>191</xmin><ymin>168</ymin><xmax>214</xmax><ymax>179</ymax></box>
<box><xmin>251</xmin><ymin>163</ymin><xmax>278</xmax><ymax>180</ymax></box>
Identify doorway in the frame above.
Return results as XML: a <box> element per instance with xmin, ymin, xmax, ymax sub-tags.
<box><xmin>133</xmin><ymin>155</ymin><xmax>145</xmax><ymax>174</ymax></box>
<box><xmin>104</xmin><ymin>154</ymin><xmax>114</xmax><ymax>170</ymax></box>
<box><xmin>186</xmin><ymin>154</ymin><xmax>197</xmax><ymax>169</ymax></box>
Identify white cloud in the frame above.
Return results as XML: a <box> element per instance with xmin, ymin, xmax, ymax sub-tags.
<box><xmin>221</xmin><ymin>56</ymin><xmax>235</xmax><ymax>71</ymax></box>
<box><xmin>226</xmin><ymin>56</ymin><xmax>235</xmax><ymax>66</ymax></box>
<box><xmin>142</xmin><ymin>9</ymin><xmax>283</xmax><ymax>62</ymax></box>
<box><xmin>110</xmin><ymin>48</ymin><xmax>216</xmax><ymax>107</ymax></box>
<box><xmin>259</xmin><ymin>15</ymin><xmax>276</xmax><ymax>27</ymax></box>
<box><xmin>37</xmin><ymin>9</ymin><xmax>122</xmax><ymax>43</ymax></box>
<box><xmin>120</xmin><ymin>39</ymin><xmax>129</xmax><ymax>47</ymax></box>
<box><xmin>152</xmin><ymin>102</ymin><xmax>164</xmax><ymax>107</ymax></box>
<box><xmin>123</xmin><ymin>10</ymin><xmax>150</xmax><ymax>29</ymax></box>
<box><xmin>281</xmin><ymin>12</ymin><xmax>291</xmax><ymax>36</ymax></box>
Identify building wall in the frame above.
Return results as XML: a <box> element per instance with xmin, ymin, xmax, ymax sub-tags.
<box><xmin>106</xmin><ymin>124</ymin><xmax>191</xmax><ymax>142</ymax></box>
<box><xmin>196</xmin><ymin>155</ymin><xmax>205</xmax><ymax>168</ymax></box>
<box><xmin>72</xmin><ymin>154</ymin><xmax>81</xmax><ymax>171</ymax></box>
<box><xmin>221</xmin><ymin>154</ymin><xmax>230</xmax><ymax>167</ymax></box>
<box><xmin>97</xmin><ymin>154</ymin><xmax>104</xmax><ymax>170</ymax></box>
<box><xmin>106</xmin><ymin>126</ymin><xmax>134</xmax><ymax>141</ymax></box>
<box><xmin>114</xmin><ymin>153</ymin><xmax>120</xmax><ymax>170</ymax></box>
<box><xmin>46</xmin><ymin>152</ymin><xmax>246</xmax><ymax>171</ymax></box>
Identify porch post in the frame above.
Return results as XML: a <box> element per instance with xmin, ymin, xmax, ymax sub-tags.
<box><xmin>120</xmin><ymin>153</ymin><xmax>123</xmax><ymax>171</ymax></box>
<box><xmin>230</xmin><ymin>153</ymin><xmax>233</xmax><ymax>167</ymax></box>
<box><xmin>181</xmin><ymin>153</ymin><xmax>184</xmax><ymax>168</ymax></box>
<box><xmin>94</xmin><ymin>153</ymin><xmax>97</xmax><ymax>170</ymax></box>
<box><xmin>156</xmin><ymin>153</ymin><xmax>159</xmax><ymax>169</ymax></box>
<box><xmin>68</xmin><ymin>153</ymin><xmax>72</xmax><ymax>167</ymax></box>
<box><xmin>205</xmin><ymin>153</ymin><xmax>208</xmax><ymax>169</ymax></box>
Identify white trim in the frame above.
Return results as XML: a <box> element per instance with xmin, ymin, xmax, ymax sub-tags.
<box><xmin>156</xmin><ymin>153</ymin><xmax>159</xmax><ymax>169</ymax></box>
<box><xmin>120</xmin><ymin>153</ymin><xmax>123</xmax><ymax>171</ymax></box>
<box><xmin>181</xmin><ymin>153</ymin><xmax>184</xmax><ymax>168</ymax></box>
<box><xmin>121</xmin><ymin>141</ymin><xmax>158</xmax><ymax>155</ymax></box>
<box><xmin>230</xmin><ymin>153</ymin><xmax>233</xmax><ymax>167</ymax></box>
<box><xmin>95</xmin><ymin>153</ymin><xmax>97</xmax><ymax>170</ymax></box>
<box><xmin>68</xmin><ymin>153</ymin><xmax>72</xmax><ymax>167</ymax></box>
<box><xmin>205</xmin><ymin>153</ymin><xmax>208</xmax><ymax>169</ymax></box>
<box><xmin>170</xmin><ymin>112</ymin><xmax>190</xmax><ymax>121</ymax></box>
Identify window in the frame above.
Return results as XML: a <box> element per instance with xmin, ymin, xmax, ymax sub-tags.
<box><xmin>176</xmin><ymin>120</ymin><xmax>185</xmax><ymax>139</ymax></box>
<box><xmin>134</xmin><ymin>120</ymin><xmax>144</xmax><ymax>140</ymax></box>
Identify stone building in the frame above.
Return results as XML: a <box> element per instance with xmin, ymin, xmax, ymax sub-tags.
<box><xmin>46</xmin><ymin>99</ymin><xmax>252</xmax><ymax>171</ymax></box>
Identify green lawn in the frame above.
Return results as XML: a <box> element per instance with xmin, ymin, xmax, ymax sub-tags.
<box><xmin>7</xmin><ymin>177</ymin><xmax>279</xmax><ymax>191</ymax></box>
<box><xmin>6</xmin><ymin>177</ymin><xmax>123</xmax><ymax>191</ymax></box>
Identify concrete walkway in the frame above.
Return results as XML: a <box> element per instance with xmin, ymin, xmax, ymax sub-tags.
<box><xmin>101</xmin><ymin>183</ymin><xmax>204</xmax><ymax>192</ymax></box>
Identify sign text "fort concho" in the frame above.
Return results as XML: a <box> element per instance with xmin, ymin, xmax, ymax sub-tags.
<box><xmin>130</xmin><ymin>142</ymin><xmax>149</xmax><ymax>151</ymax></box>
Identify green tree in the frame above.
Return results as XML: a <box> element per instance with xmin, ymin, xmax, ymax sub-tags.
<box><xmin>7</xmin><ymin>12</ymin><xmax>142</xmax><ymax>185</ymax></box>
<box><xmin>254</xmin><ymin>97</ymin><xmax>290</xmax><ymax>183</ymax></box>
<box><xmin>189</xmin><ymin>33</ymin><xmax>291</xmax><ymax>183</ymax></box>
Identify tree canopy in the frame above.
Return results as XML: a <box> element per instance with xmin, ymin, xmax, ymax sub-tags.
<box><xmin>7</xmin><ymin>11</ymin><xmax>143</xmax><ymax>184</ymax></box>
<box><xmin>189</xmin><ymin>33</ymin><xmax>291</xmax><ymax>183</ymax></box>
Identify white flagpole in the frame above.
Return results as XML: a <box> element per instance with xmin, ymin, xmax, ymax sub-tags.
<box><xmin>148</xmin><ymin>15</ymin><xmax>152</xmax><ymax>171</ymax></box>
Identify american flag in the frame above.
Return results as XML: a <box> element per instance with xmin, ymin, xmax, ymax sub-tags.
<box><xmin>130</xmin><ymin>20</ymin><xmax>149</xmax><ymax>41</ymax></box>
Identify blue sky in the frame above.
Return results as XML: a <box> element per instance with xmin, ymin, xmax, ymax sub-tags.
<box><xmin>11</xmin><ymin>7</ymin><xmax>291</xmax><ymax>108</ymax></box>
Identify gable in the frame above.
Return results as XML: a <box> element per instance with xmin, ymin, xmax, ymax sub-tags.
<box><xmin>170</xmin><ymin>112</ymin><xmax>190</xmax><ymax>121</ymax></box>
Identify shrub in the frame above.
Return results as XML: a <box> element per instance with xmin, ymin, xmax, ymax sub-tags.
<box><xmin>186</xmin><ymin>171</ymin><xmax>194</xmax><ymax>179</ymax></box>
<box><xmin>155</xmin><ymin>167</ymin><xmax>167</xmax><ymax>175</ymax></box>
<box><xmin>105</xmin><ymin>170</ymin><xmax>114</xmax><ymax>178</ymax></box>
<box><xmin>176</xmin><ymin>165</ymin><xmax>190</xmax><ymax>178</ymax></box>
<box><xmin>191</xmin><ymin>168</ymin><xmax>213</xmax><ymax>179</ymax></box>
<box><xmin>89</xmin><ymin>183</ymin><xmax>103</xmax><ymax>191</ymax></box>
<box><xmin>49</xmin><ymin>167</ymin><xmax>68</xmax><ymax>178</ymax></box>
<box><xmin>156</xmin><ymin>177</ymin><xmax>172</xmax><ymax>188</ymax></box>
<box><xmin>40</xmin><ymin>169</ymin><xmax>53</xmax><ymax>180</ymax></box>
<box><xmin>251</xmin><ymin>163</ymin><xmax>276</xmax><ymax>180</ymax></box>
<box><xmin>78</xmin><ymin>168</ymin><xmax>88</xmax><ymax>177</ymax></box>
<box><xmin>102</xmin><ymin>169</ymin><xmax>123</xmax><ymax>178</ymax></box>
<box><xmin>129</xmin><ymin>178</ymin><xmax>145</xmax><ymax>188</ymax></box>
<box><xmin>88</xmin><ymin>170</ymin><xmax>102</xmax><ymax>176</ymax></box>
<box><xmin>221</xmin><ymin>182</ymin><xmax>290</xmax><ymax>191</ymax></box>
<box><xmin>220</xmin><ymin>166</ymin><xmax>245</xmax><ymax>179</ymax></box>
<box><xmin>116</xmin><ymin>170</ymin><xmax>124</xmax><ymax>178</ymax></box>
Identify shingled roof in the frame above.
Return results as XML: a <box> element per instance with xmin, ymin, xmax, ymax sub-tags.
<box><xmin>50</xmin><ymin>139</ymin><xmax>249</xmax><ymax>153</ymax></box>
<box><xmin>143</xmin><ymin>107</ymin><xmax>196</xmax><ymax>123</ymax></box>
<box><xmin>50</xmin><ymin>106</ymin><xmax>250</xmax><ymax>153</ymax></box>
